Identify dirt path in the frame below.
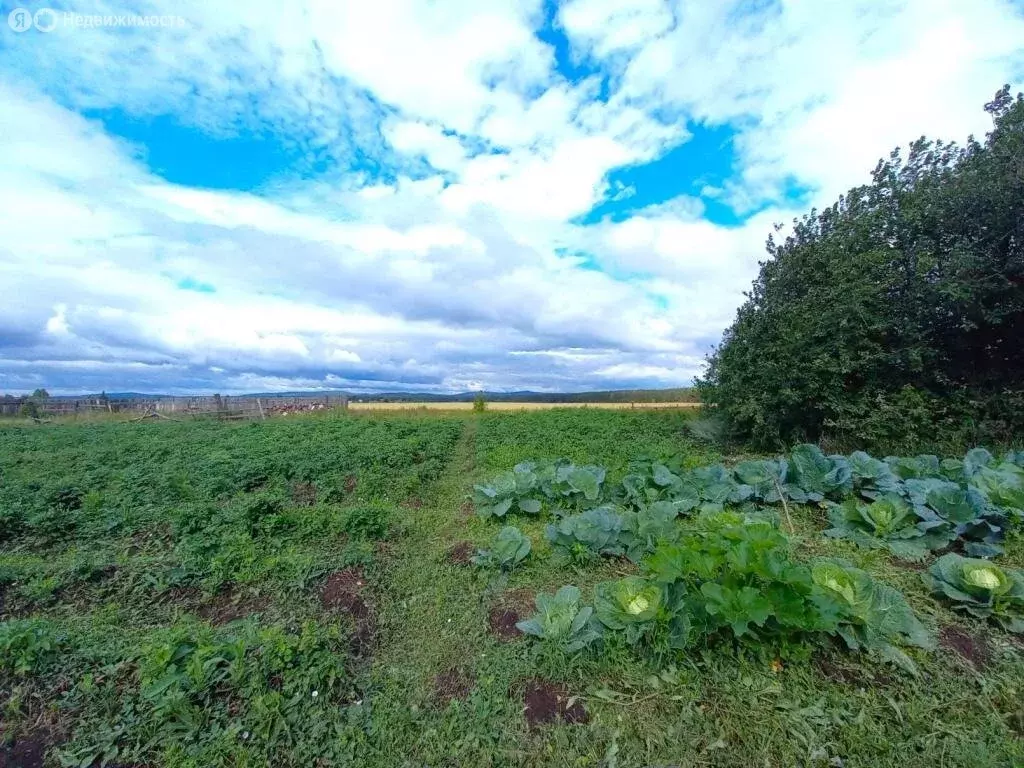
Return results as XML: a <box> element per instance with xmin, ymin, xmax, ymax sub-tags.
<box><xmin>362</xmin><ymin>417</ymin><xmax>495</xmax><ymax>758</ymax></box>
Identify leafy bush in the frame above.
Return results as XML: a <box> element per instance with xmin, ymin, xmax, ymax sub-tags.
<box><xmin>472</xmin><ymin>526</ymin><xmax>531</xmax><ymax>570</ymax></box>
<box><xmin>698</xmin><ymin>88</ymin><xmax>1024</xmax><ymax>451</ymax></box>
<box><xmin>515</xmin><ymin>585</ymin><xmax>602</xmax><ymax>653</ymax></box>
<box><xmin>922</xmin><ymin>553</ymin><xmax>1024</xmax><ymax>632</ymax></box>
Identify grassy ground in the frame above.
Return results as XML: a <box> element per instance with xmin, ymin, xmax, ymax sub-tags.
<box><xmin>0</xmin><ymin>409</ymin><xmax>1021</xmax><ymax>767</ymax></box>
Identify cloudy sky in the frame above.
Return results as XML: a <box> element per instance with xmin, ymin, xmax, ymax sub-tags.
<box><xmin>1</xmin><ymin>0</ymin><xmax>1022</xmax><ymax>395</ymax></box>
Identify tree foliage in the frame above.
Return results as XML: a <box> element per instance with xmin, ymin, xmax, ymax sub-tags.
<box><xmin>699</xmin><ymin>87</ymin><xmax>1024</xmax><ymax>451</ymax></box>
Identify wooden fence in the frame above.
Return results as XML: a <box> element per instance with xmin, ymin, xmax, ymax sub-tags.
<box><xmin>0</xmin><ymin>394</ymin><xmax>349</xmax><ymax>420</ymax></box>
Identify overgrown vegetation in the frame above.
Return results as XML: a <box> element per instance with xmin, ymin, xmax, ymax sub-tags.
<box><xmin>699</xmin><ymin>87</ymin><xmax>1024</xmax><ymax>452</ymax></box>
<box><xmin>2</xmin><ymin>410</ymin><xmax>1022</xmax><ymax>767</ymax></box>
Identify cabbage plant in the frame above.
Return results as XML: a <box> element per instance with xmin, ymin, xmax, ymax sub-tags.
<box><xmin>786</xmin><ymin>444</ymin><xmax>852</xmax><ymax>501</ymax></box>
<box><xmin>847</xmin><ymin>451</ymin><xmax>902</xmax><ymax>499</ymax></box>
<box><xmin>922</xmin><ymin>554</ymin><xmax>1024</xmax><ymax>632</ymax></box>
<box><xmin>811</xmin><ymin>561</ymin><xmax>933</xmax><ymax>673</ymax></box>
<box><xmin>903</xmin><ymin>479</ymin><xmax>1007</xmax><ymax>557</ymax></box>
<box><xmin>471</xmin><ymin>526</ymin><xmax>531</xmax><ymax>571</ymax></box>
<box><xmin>593</xmin><ymin>576</ymin><xmax>689</xmax><ymax>649</ymax></box>
<box><xmin>824</xmin><ymin>495</ymin><xmax>944</xmax><ymax>560</ymax></box>
<box><xmin>733</xmin><ymin>458</ymin><xmax>789</xmax><ymax>503</ymax></box>
<box><xmin>545</xmin><ymin>506</ymin><xmax>626</xmax><ymax>563</ymax></box>
<box><xmin>515</xmin><ymin>585</ymin><xmax>602</xmax><ymax>652</ymax></box>
<box><xmin>472</xmin><ymin>462</ymin><xmax>544</xmax><ymax>519</ymax></box>
<box><xmin>619</xmin><ymin>502</ymin><xmax>681</xmax><ymax>562</ymax></box>
<box><xmin>971</xmin><ymin>460</ymin><xmax>1024</xmax><ymax>512</ymax></box>
<box><xmin>536</xmin><ymin>460</ymin><xmax>607</xmax><ymax>508</ymax></box>
<box><xmin>619</xmin><ymin>459</ymin><xmax>701</xmax><ymax>510</ymax></box>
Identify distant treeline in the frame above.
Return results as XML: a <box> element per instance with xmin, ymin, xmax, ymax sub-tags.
<box><xmin>4</xmin><ymin>388</ymin><xmax>700</xmax><ymax>407</ymax></box>
<box><xmin>347</xmin><ymin>388</ymin><xmax>699</xmax><ymax>404</ymax></box>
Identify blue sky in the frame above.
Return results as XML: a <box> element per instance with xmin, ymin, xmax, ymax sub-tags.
<box><xmin>1</xmin><ymin>0</ymin><xmax>1022</xmax><ymax>395</ymax></box>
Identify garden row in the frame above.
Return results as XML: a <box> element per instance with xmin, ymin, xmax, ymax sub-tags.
<box><xmin>470</xmin><ymin>446</ymin><xmax>1024</xmax><ymax>674</ymax></box>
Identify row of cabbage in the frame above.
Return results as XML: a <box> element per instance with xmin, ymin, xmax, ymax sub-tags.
<box><xmin>517</xmin><ymin>513</ymin><xmax>937</xmax><ymax>673</ymax></box>
<box><xmin>470</xmin><ymin>448</ymin><xmax>1024</xmax><ymax>670</ymax></box>
<box><xmin>513</xmin><ymin>515</ymin><xmax>1024</xmax><ymax>676</ymax></box>
<box><xmin>472</xmin><ymin>509</ymin><xmax>1023</xmax><ymax>672</ymax></box>
<box><xmin>473</xmin><ymin>447</ymin><xmax>1024</xmax><ymax>560</ymax></box>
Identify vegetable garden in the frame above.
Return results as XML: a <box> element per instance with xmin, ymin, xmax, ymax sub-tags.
<box><xmin>1</xmin><ymin>409</ymin><xmax>1022</xmax><ymax>767</ymax></box>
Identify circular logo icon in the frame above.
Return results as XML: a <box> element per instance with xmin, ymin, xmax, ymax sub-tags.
<box><xmin>34</xmin><ymin>7</ymin><xmax>57</xmax><ymax>32</ymax></box>
<box><xmin>7</xmin><ymin>7</ymin><xmax>32</xmax><ymax>31</ymax></box>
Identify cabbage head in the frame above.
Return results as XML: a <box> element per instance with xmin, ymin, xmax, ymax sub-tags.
<box><xmin>515</xmin><ymin>585</ymin><xmax>602</xmax><ymax>652</ymax></box>
<box><xmin>923</xmin><ymin>553</ymin><xmax>1024</xmax><ymax>632</ymax></box>
<box><xmin>594</xmin><ymin>577</ymin><xmax>662</xmax><ymax>629</ymax></box>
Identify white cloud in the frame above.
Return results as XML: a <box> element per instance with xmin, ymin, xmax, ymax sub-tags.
<box><xmin>594</xmin><ymin>0</ymin><xmax>1024</xmax><ymax>207</ymax></box>
<box><xmin>560</xmin><ymin>0</ymin><xmax>674</xmax><ymax>57</ymax></box>
<box><xmin>0</xmin><ymin>0</ymin><xmax>1022</xmax><ymax>394</ymax></box>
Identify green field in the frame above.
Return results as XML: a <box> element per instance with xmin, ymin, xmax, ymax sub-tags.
<box><xmin>1</xmin><ymin>410</ymin><xmax>1022</xmax><ymax>768</ymax></box>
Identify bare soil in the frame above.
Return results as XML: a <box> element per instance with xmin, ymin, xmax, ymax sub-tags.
<box><xmin>813</xmin><ymin>652</ymin><xmax>893</xmax><ymax>688</ymax></box>
<box><xmin>320</xmin><ymin>568</ymin><xmax>375</xmax><ymax>657</ymax></box>
<box><xmin>488</xmin><ymin>589</ymin><xmax>533</xmax><ymax>641</ymax></box>
<box><xmin>0</xmin><ymin>727</ymin><xmax>53</xmax><ymax>768</ymax></box>
<box><xmin>321</xmin><ymin>569</ymin><xmax>370</xmax><ymax>618</ymax></box>
<box><xmin>521</xmin><ymin>680</ymin><xmax>588</xmax><ymax>728</ymax></box>
<box><xmin>433</xmin><ymin>667</ymin><xmax>473</xmax><ymax>707</ymax></box>
<box><xmin>446</xmin><ymin>541</ymin><xmax>474</xmax><ymax>566</ymax></box>
<box><xmin>939</xmin><ymin>625</ymin><xmax>991</xmax><ymax>669</ymax></box>
<box><xmin>291</xmin><ymin>481</ymin><xmax>317</xmax><ymax>506</ymax></box>
<box><xmin>197</xmin><ymin>586</ymin><xmax>271</xmax><ymax>625</ymax></box>
<box><xmin>488</xmin><ymin>608</ymin><xmax>522</xmax><ymax>641</ymax></box>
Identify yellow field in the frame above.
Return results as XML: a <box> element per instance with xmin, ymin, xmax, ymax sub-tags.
<box><xmin>347</xmin><ymin>401</ymin><xmax>700</xmax><ymax>411</ymax></box>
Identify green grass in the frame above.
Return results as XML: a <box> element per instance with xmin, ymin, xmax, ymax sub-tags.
<box><xmin>1</xmin><ymin>410</ymin><xmax>1022</xmax><ymax>767</ymax></box>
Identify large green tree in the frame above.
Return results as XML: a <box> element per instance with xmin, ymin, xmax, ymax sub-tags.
<box><xmin>699</xmin><ymin>87</ymin><xmax>1024</xmax><ymax>451</ymax></box>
